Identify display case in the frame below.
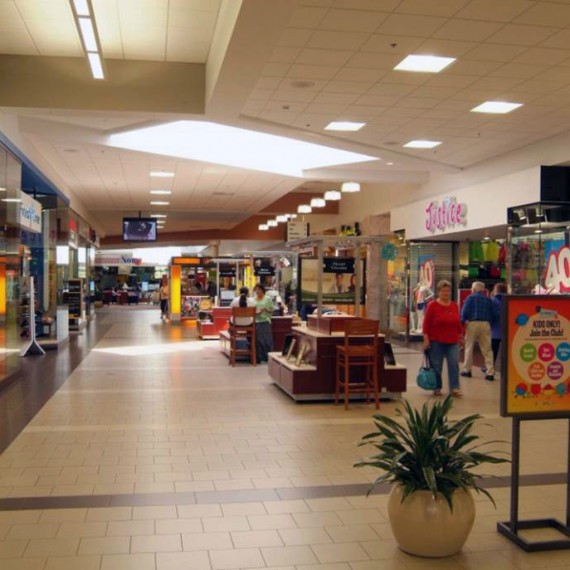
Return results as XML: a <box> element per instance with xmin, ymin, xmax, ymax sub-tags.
<box><xmin>507</xmin><ymin>202</ymin><xmax>570</xmax><ymax>295</ymax></box>
<box><xmin>181</xmin><ymin>295</ymin><xmax>211</xmax><ymax>319</ymax></box>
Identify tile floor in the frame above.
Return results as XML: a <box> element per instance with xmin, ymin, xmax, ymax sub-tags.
<box><xmin>0</xmin><ymin>306</ymin><xmax>569</xmax><ymax>569</ymax></box>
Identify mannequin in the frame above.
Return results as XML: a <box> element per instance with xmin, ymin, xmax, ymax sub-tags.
<box><xmin>414</xmin><ymin>282</ymin><xmax>434</xmax><ymax>332</ymax></box>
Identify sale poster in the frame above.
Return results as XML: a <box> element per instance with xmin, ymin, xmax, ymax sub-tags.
<box><xmin>502</xmin><ymin>296</ymin><xmax>570</xmax><ymax>418</ymax></box>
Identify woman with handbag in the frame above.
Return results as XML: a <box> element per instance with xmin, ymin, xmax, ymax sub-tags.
<box><xmin>422</xmin><ymin>280</ymin><xmax>463</xmax><ymax>397</ymax></box>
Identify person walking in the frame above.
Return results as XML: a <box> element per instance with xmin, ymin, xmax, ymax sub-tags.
<box><xmin>461</xmin><ymin>281</ymin><xmax>495</xmax><ymax>381</ymax></box>
<box><xmin>253</xmin><ymin>283</ymin><xmax>274</xmax><ymax>363</ymax></box>
<box><xmin>490</xmin><ymin>282</ymin><xmax>507</xmax><ymax>370</ymax></box>
<box><xmin>422</xmin><ymin>280</ymin><xmax>463</xmax><ymax>397</ymax></box>
<box><xmin>159</xmin><ymin>275</ymin><xmax>169</xmax><ymax>320</ymax></box>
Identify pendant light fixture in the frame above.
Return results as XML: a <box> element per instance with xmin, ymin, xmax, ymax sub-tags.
<box><xmin>298</xmin><ymin>204</ymin><xmax>312</xmax><ymax>214</ymax></box>
<box><xmin>324</xmin><ymin>190</ymin><xmax>341</xmax><ymax>201</ymax></box>
<box><xmin>310</xmin><ymin>197</ymin><xmax>326</xmax><ymax>208</ymax></box>
<box><xmin>341</xmin><ymin>181</ymin><xmax>360</xmax><ymax>193</ymax></box>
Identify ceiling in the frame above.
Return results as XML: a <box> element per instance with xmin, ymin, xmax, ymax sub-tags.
<box><xmin>2</xmin><ymin>0</ymin><xmax>570</xmax><ymax>240</ymax></box>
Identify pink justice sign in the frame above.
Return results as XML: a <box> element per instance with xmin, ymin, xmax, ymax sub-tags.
<box><xmin>425</xmin><ymin>197</ymin><xmax>467</xmax><ymax>233</ymax></box>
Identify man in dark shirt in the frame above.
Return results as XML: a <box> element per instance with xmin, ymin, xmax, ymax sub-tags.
<box><xmin>460</xmin><ymin>281</ymin><xmax>495</xmax><ymax>381</ymax></box>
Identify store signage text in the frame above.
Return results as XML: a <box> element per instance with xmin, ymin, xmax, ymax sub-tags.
<box><xmin>95</xmin><ymin>255</ymin><xmax>142</xmax><ymax>266</ymax></box>
<box><xmin>425</xmin><ymin>197</ymin><xmax>467</xmax><ymax>233</ymax></box>
<box><xmin>323</xmin><ymin>257</ymin><xmax>355</xmax><ymax>274</ymax></box>
<box><xmin>545</xmin><ymin>245</ymin><xmax>570</xmax><ymax>293</ymax></box>
<box><xmin>18</xmin><ymin>193</ymin><xmax>42</xmax><ymax>233</ymax></box>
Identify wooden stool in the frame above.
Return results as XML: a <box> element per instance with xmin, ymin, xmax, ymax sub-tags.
<box><xmin>335</xmin><ymin>319</ymin><xmax>379</xmax><ymax>410</ymax></box>
<box><xmin>229</xmin><ymin>307</ymin><xmax>256</xmax><ymax>367</ymax></box>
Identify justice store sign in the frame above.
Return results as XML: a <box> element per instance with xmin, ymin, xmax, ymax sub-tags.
<box><xmin>425</xmin><ymin>196</ymin><xmax>467</xmax><ymax>234</ymax></box>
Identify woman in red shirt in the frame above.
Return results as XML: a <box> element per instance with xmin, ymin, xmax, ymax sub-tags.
<box><xmin>422</xmin><ymin>280</ymin><xmax>463</xmax><ymax>397</ymax></box>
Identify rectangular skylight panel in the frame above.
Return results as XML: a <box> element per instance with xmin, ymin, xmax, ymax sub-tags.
<box><xmin>394</xmin><ymin>55</ymin><xmax>456</xmax><ymax>73</ymax></box>
<box><xmin>471</xmin><ymin>101</ymin><xmax>523</xmax><ymax>114</ymax></box>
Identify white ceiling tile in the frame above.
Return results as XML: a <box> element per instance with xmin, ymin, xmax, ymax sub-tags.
<box><xmin>0</xmin><ymin>31</ymin><xmax>37</xmax><ymax>54</ymax></box>
<box><xmin>346</xmin><ymin>52</ymin><xmax>399</xmax><ymax>70</ymax></box>
<box><xmin>489</xmin><ymin>62</ymin><xmax>547</xmax><ymax>79</ymax></box>
<box><xmin>271</xmin><ymin>89</ymin><xmax>317</xmax><ymax>103</ymax></box>
<box><xmin>270</xmin><ymin>46</ymin><xmax>302</xmax><ymax>64</ymax></box>
<box><xmin>414</xmin><ymin>38</ymin><xmax>477</xmax><ymax>58</ymax></box>
<box><xmin>425</xmin><ymin>74</ymin><xmax>479</xmax><ymax>88</ymax></box>
<box><xmin>463</xmin><ymin>43</ymin><xmax>527</xmax><ymax>62</ymax></box>
<box><xmin>170</xmin><ymin>0</ymin><xmax>221</xmax><ymax>11</ymax></box>
<box><xmin>277</xmin><ymin>77</ymin><xmax>326</xmax><ymax>91</ymax></box>
<box><xmin>408</xmin><ymin>85</ymin><xmax>461</xmax><ymax>98</ymax></box>
<box><xmin>396</xmin><ymin>0</ymin><xmax>468</xmax><ymax>17</ymax></box>
<box><xmin>288</xmin><ymin>6</ymin><xmax>328</xmax><ymax>28</ymax></box>
<box><xmin>255</xmin><ymin>77</ymin><xmax>282</xmax><ymax>90</ymax></box>
<box><xmin>262</xmin><ymin>62</ymin><xmax>291</xmax><ymax>77</ymax></box>
<box><xmin>356</xmin><ymin>94</ymin><xmax>403</xmax><ymax>107</ymax></box>
<box><xmin>360</xmin><ymin>34</ymin><xmax>425</xmax><ymax>54</ymax></box>
<box><xmin>288</xmin><ymin>64</ymin><xmax>338</xmax><ymax>79</ymax></box>
<box><xmin>313</xmin><ymin>92</ymin><xmax>359</xmax><ymax>105</ymax></box>
<box><xmin>432</xmin><ymin>19</ymin><xmax>502</xmax><ymax>41</ymax></box>
<box><xmin>382</xmin><ymin>70</ymin><xmax>433</xmax><ymax>86</ymax></box>
<box><xmin>376</xmin><ymin>14</ymin><xmax>448</xmax><ymax>38</ymax></box>
<box><xmin>447</xmin><ymin>59</ymin><xmax>506</xmax><ymax>76</ymax></box>
<box><xmin>540</xmin><ymin>28</ymin><xmax>570</xmax><ymax>49</ymax></box>
<box><xmin>456</xmin><ymin>0</ymin><xmax>534</xmax><ymax>22</ymax></box>
<box><xmin>512</xmin><ymin>47</ymin><xmax>570</xmax><ymax>65</ymax></box>
<box><xmin>304</xmin><ymin>102</ymin><xmax>349</xmax><ymax>114</ymax></box>
<box><xmin>487</xmin><ymin>24</ymin><xmax>558</xmax><ymax>46</ymax></box>
<box><xmin>396</xmin><ymin>97</ymin><xmax>441</xmax><ymax>110</ymax></box>
<box><xmin>296</xmin><ymin>48</ymin><xmax>352</xmax><ymax>66</ymax></box>
<box><xmin>333</xmin><ymin>0</ymin><xmax>400</xmax><ymax>11</ymax></box>
<box><xmin>318</xmin><ymin>9</ymin><xmax>388</xmax><ymax>32</ymax></box>
<box><xmin>278</xmin><ymin>28</ymin><xmax>313</xmax><ymax>48</ymax></box>
<box><xmin>16</xmin><ymin>0</ymin><xmax>73</xmax><ymax>20</ymax></box>
<box><xmin>248</xmin><ymin>89</ymin><xmax>273</xmax><ymax>102</ymax></box>
<box><xmin>341</xmin><ymin>104</ymin><xmax>387</xmax><ymax>118</ymax></box>
<box><xmin>333</xmin><ymin>67</ymin><xmax>386</xmax><ymax>82</ymax></box>
<box><xmin>307</xmin><ymin>30</ymin><xmax>368</xmax><ymax>50</ymax></box>
<box><xmin>366</xmin><ymin>83</ymin><xmax>418</xmax><ymax>96</ymax></box>
<box><xmin>324</xmin><ymin>80</ymin><xmax>373</xmax><ymax>94</ymax></box>
<box><xmin>515</xmin><ymin>2</ymin><xmax>570</xmax><ymax>27</ymax></box>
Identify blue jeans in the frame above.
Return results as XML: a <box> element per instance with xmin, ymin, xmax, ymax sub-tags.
<box><xmin>429</xmin><ymin>342</ymin><xmax>460</xmax><ymax>391</ymax></box>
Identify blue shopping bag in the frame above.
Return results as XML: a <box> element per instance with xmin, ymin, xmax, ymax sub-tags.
<box><xmin>416</xmin><ymin>351</ymin><xmax>437</xmax><ymax>391</ymax></box>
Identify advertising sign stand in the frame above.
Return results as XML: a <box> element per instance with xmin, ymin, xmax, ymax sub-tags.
<box><xmin>497</xmin><ymin>417</ymin><xmax>570</xmax><ymax>551</ymax></box>
<box><xmin>498</xmin><ymin>295</ymin><xmax>570</xmax><ymax>551</ymax></box>
<box><xmin>21</xmin><ymin>277</ymin><xmax>46</xmax><ymax>357</ymax></box>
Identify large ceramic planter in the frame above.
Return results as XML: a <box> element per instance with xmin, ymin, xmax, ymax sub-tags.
<box><xmin>387</xmin><ymin>485</ymin><xmax>475</xmax><ymax>558</ymax></box>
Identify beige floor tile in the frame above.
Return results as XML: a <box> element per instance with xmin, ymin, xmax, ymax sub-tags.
<box><xmin>335</xmin><ymin>509</ymin><xmax>385</xmax><ymax>526</ymax></box>
<box><xmin>0</xmin><ymin>540</ymin><xmax>29</xmax><ymax>558</ymax></box>
<box><xmin>24</xmin><ymin>537</ymin><xmax>79</xmax><ymax>558</ymax></box>
<box><xmin>182</xmin><ymin>531</ymin><xmax>233</xmax><ymax>551</ymax></box>
<box><xmin>325</xmin><ymin>524</ymin><xmax>380</xmax><ymax>543</ymax></box>
<box><xmin>306</xmin><ymin>498</ymin><xmax>354</xmax><ymax>512</ymax></box>
<box><xmin>248</xmin><ymin>514</ymin><xmax>297</xmax><ymax>531</ymax></box>
<box><xmin>264</xmin><ymin>500</ymin><xmax>310</xmax><ymax>515</ymax></box>
<box><xmin>51</xmin><ymin>485</ymin><xmax>94</xmax><ymax>496</ymax></box>
<box><xmin>101</xmin><ymin>553</ymin><xmax>156</xmax><ymax>570</ymax></box>
<box><xmin>156</xmin><ymin>551</ymin><xmax>211</xmax><ymax>570</ymax></box>
<box><xmin>278</xmin><ymin>528</ymin><xmax>332</xmax><ymax>546</ymax></box>
<box><xmin>210</xmin><ymin>547</ymin><xmax>265</xmax><ymax>570</ymax></box>
<box><xmin>57</xmin><ymin>521</ymin><xmax>107</xmax><ymax>538</ymax></box>
<box><xmin>45</xmin><ymin>555</ymin><xmax>101</xmax><ymax>570</ymax></box>
<box><xmin>359</xmin><ymin>541</ymin><xmax>400</xmax><ymax>561</ymax></box>
<box><xmin>78</xmin><ymin>536</ymin><xmax>130</xmax><ymax>555</ymax></box>
<box><xmin>0</xmin><ymin>512</ymin><xmax>41</xmax><ymax>524</ymax></box>
<box><xmin>293</xmin><ymin>512</ymin><xmax>343</xmax><ymax>528</ymax></box>
<box><xmin>298</xmin><ymin>565</ymin><xmax>350</xmax><ymax>570</ymax></box>
<box><xmin>177</xmin><ymin>504</ymin><xmax>222</xmax><ymax>519</ymax></box>
<box><xmin>133</xmin><ymin>505</ymin><xmax>177</xmax><ymax>520</ymax></box>
<box><xmin>40</xmin><ymin>509</ymin><xmax>87</xmax><ymax>523</ymax></box>
<box><xmin>7</xmin><ymin>523</ymin><xmax>59</xmax><ymax>540</ymax></box>
<box><xmin>221</xmin><ymin>502</ymin><xmax>267</xmax><ymax>517</ymax></box>
<box><xmin>131</xmin><ymin>533</ymin><xmax>182</xmax><ymax>553</ymax></box>
<box><xmin>261</xmin><ymin>545</ymin><xmax>318</xmax><ymax>566</ymax></box>
<box><xmin>203</xmin><ymin>516</ymin><xmax>251</xmax><ymax>532</ymax></box>
<box><xmin>156</xmin><ymin>518</ymin><xmax>202</xmax><ymax>535</ymax></box>
<box><xmin>232</xmin><ymin>529</ymin><xmax>283</xmax><ymax>548</ymax></box>
<box><xmin>311</xmin><ymin>542</ymin><xmax>370</xmax><ymax>563</ymax></box>
<box><xmin>107</xmin><ymin>520</ymin><xmax>154</xmax><ymax>536</ymax></box>
<box><xmin>0</xmin><ymin>559</ymin><xmax>47</xmax><ymax>570</ymax></box>
<box><xmin>86</xmin><ymin>507</ymin><xmax>132</xmax><ymax>522</ymax></box>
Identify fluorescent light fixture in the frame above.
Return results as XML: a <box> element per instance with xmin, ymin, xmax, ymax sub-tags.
<box><xmin>341</xmin><ymin>182</ymin><xmax>360</xmax><ymax>193</ymax></box>
<box><xmin>386</xmin><ymin>162</ymin><xmax>394</xmax><ymax>166</ymax></box>
<box><xmin>87</xmin><ymin>52</ymin><xmax>104</xmax><ymax>80</ymax></box>
<box><xmin>267</xmin><ymin>220</ymin><xmax>278</xmax><ymax>227</ymax></box>
<box><xmin>150</xmin><ymin>190</ymin><xmax>171</xmax><ymax>195</ymax></box>
<box><xmin>298</xmin><ymin>204</ymin><xmax>312</xmax><ymax>214</ymax></box>
<box><xmin>276</xmin><ymin>215</ymin><xmax>288</xmax><ymax>223</ymax></box>
<box><xmin>150</xmin><ymin>214</ymin><xmax>167</xmax><ymax>218</ymax></box>
<box><xmin>394</xmin><ymin>54</ymin><xmax>456</xmax><ymax>73</ymax></box>
<box><xmin>259</xmin><ymin>224</ymin><xmax>269</xmax><ymax>231</ymax></box>
<box><xmin>72</xmin><ymin>0</ymin><xmax>90</xmax><ymax>16</ymax></box>
<box><xmin>534</xmin><ymin>229</ymin><xmax>543</xmax><ymax>234</ymax></box>
<box><xmin>471</xmin><ymin>101</ymin><xmax>523</xmax><ymax>114</ymax></box>
<box><xmin>289</xmin><ymin>213</ymin><xmax>298</xmax><ymax>219</ymax></box>
<box><xmin>78</xmin><ymin>17</ymin><xmax>98</xmax><ymax>51</ymax></box>
<box><xmin>325</xmin><ymin>121</ymin><xmax>366</xmax><ymax>132</ymax></box>
<box><xmin>324</xmin><ymin>190</ymin><xmax>341</xmax><ymax>201</ymax></box>
<box><xmin>150</xmin><ymin>201</ymin><xmax>170</xmax><ymax>206</ymax></box>
<box><xmin>1</xmin><ymin>198</ymin><xmax>21</xmax><ymax>202</ymax></box>
<box><xmin>0</xmin><ymin>187</ymin><xmax>6</xmax><ymax>192</ymax></box>
<box><xmin>310</xmin><ymin>197</ymin><xmax>326</xmax><ymax>208</ymax></box>
<box><xmin>56</xmin><ymin>245</ymin><xmax>69</xmax><ymax>265</ymax></box>
<box><xmin>403</xmin><ymin>140</ymin><xmax>442</xmax><ymax>149</ymax></box>
<box><xmin>150</xmin><ymin>171</ymin><xmax>175</xmax><ymax>177</ymax></box>
<box><xmin>78</xmin><ymin>248</ymin><xmax>87</xmax><ymax>264</ymax></box>
<box><xmin>109</xmin><ymin>121</ymin><xmax>378</xmax><ymax>178</ymax></box>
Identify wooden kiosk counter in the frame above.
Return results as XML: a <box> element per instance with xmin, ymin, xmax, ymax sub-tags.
<box><xmin>268</xmin><ymin>315</ymin><xmax>407</xmax><ymax>401</ymax></box>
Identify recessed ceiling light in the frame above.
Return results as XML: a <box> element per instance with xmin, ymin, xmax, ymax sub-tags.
<box><xmin>72</xmin><ymin>0</ymin><xmax>90</xmax><ymax>16</ymax></box>
<box><xmin>109</xmin><ymin>121</ymin><xmax>378</xmax><ymax>178</ymax></box>
<box><xmin>150</xmin><ymin>201</ymin><xmax>170</xmax><ymax>206</ymax></box>
<box><xmin>87</xmin><ymin>52</ymin><xmax>104</xmax><ymax>80</ymax></box>
<box><xmin>298</xmin><ymin>204</ymin><xmax>312</xmax><ymax>214</ymax></box>
<box><xmin>394</xmin><ymin>54</ymin><xmax>456</xmax><ymax>73</ymax></box>
<box><xmin>386</xmin><ymin>162</ymin><xmax>394</xmax><ymax>166</ymax></box>
<box><xmin>259</xmin><ymin>224</ymin><xmax>269</xmax><ymax>231</ymax></box>
<box><xmin>150</xmin><ymin>214</ymin><xmax>167</xmax><ymax>218</ymax></box>
<box><xmin>403</xmin><ymin>140</ymin><xmax>442</xmax><ymax>149</ymax></box>
<box><xmin>325</xmin><ymin>121</ymin><xmax>366</xmax><ymax>132</ymax></box>
<box><xmin>310</xmin><ymin>197</ymin><xmax>326</xmax><ymax>208</ymax></box>
<box><xmin>324</xmin><ymin>190</ymin><xmax>341</xmax><ymax>201</ymax></box>
<box><xmin>341</xmin><ymin>182</ymin><xmax>360</xmax><ymax>193</ymax></box>
<box><xmin>2</xmin><ymin>198</ymin><xmax>21</xmax><ymax>202</ymax></box>
<box><xmin>471</xmin><ymin>101</ymin><xmax>523</xmax><ymax>114</ymax></box>
<box><xmin>78</xmin><ymin>17</ymin><xmax>98</xmax><ymax>51</ymax></box>
<box><xmin>267</xmin><ymin>220</ymin><xmax>278</xmax><ymax>227</ymax></box>
<box><xmin>150</xmin><ymin>171</ymin><xmax>175</xmax><ymax>177</ymax></box>
<box><xmin>150</xmin><ymin>190</ymin><xmax>171</xmax><ymax>195</ymax></box>
<box><xmin>0</xmin><ymin>187</ymin><xmax>5</xmax><ymax>192</ymax></box>
<box><xmin>276</xmin><ymin>215</ymin><xmax>288</xmax><ymax>223</ymax></box>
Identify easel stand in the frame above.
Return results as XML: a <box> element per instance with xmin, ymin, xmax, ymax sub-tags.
<box><xmin>20</xmin><ymin>277</ymin><xmax>45</xmax><ymax>357</ymax></box>
<box><xmin>497</xmin><ymin>417</ymin><xmax>570</xmax><ymax>552</ymax></box>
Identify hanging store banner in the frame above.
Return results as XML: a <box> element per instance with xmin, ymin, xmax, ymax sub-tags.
<box><xmin>18</xmin><ymin>192</ymin><xmax>42</xmax><ymax>233</ymax></box>
<box><xmin>501</xmin><ymin>295</ymin><xmax>570</xmax><ymax>418</ymax></box>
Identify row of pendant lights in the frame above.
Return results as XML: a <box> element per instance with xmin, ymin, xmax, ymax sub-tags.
<box><xmin>258</xmin><ymin>182</ymin><xmax>360</xmax><ymax>231</ymax></box>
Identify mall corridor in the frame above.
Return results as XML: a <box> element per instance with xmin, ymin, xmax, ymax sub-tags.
<box><xmin>0</xmin><ymin>307</ymin><xmax>568</xmax><ymax>570</ymax></box>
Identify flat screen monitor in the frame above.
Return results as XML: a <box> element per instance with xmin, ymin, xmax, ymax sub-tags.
<box><xmin>122</xmin><ymin>218</ymin><xmax>157</xmax><ymax>242</ymax></box>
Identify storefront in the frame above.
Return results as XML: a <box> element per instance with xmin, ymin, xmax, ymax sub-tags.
<box><xmin>390</xmin><ymin>166</ymin><xmax>548</xmax><ymax>338</ymax></box>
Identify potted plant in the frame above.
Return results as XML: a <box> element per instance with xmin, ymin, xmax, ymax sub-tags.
<box><xmin>355</xmin><ymin>396</ymin><xmax>508</xmax><ymax>558</ymax></box>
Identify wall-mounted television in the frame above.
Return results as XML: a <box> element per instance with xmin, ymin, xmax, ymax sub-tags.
<box><xmin>122</xmin><ymin>218</ymin><xmax>157</xmax><ymax>242</ymax></box>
